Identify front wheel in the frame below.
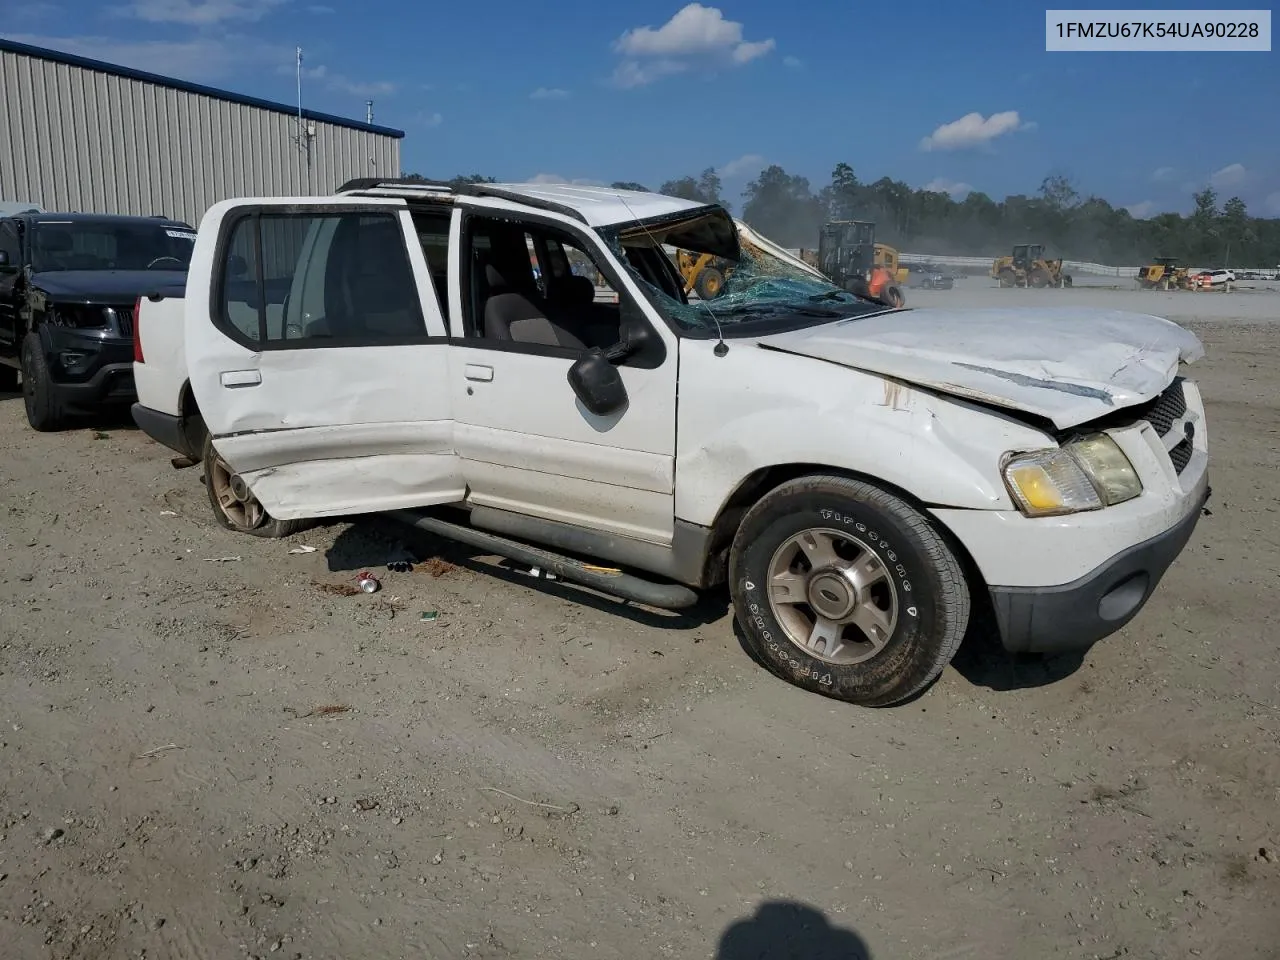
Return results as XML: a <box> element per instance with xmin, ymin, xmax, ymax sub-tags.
<box><xmin>21</xmin><ymin>331</ymin><xmax>68</xmax><ymax>432</ymax></box>
<box><xmin>729</xmin><ymin>475</ymin><xmax>970</xmax><ymax>706</ymax></box>
<box><xmin>202</xmin><ymin>432</ymin><xmax>309</xmax><ymax>538</ymax></box>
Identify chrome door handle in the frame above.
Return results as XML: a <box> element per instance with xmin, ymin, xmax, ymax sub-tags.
<box><xmin>220</xmin><ymin>370</ymin><xmax>262</xmax><ymax>388</ymax></box>
<box><xmin>464</xmin><ymin>364</ymin><xmax>494</xmax><ymax>382</ymax></box>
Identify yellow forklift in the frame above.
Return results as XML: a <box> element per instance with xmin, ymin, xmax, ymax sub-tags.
<box><xmin>991</xmin><ymin>243</ymin><xmax>1073</xmax><ymax>288</ymax></box>
<box><xmin>1136</xmin><ymin>257</ymin><xmax>1190</xmax><ymax>290</ymax></box>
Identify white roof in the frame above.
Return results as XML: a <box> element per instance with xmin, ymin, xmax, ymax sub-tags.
<box><xmin>485</xmin><ymin>183</ymin><xmax>710</xmax><ymax>228</ymax></box>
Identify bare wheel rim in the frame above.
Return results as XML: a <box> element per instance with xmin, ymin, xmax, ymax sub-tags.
<box><xmin>766</xmin><ymin>527</ymin><xmax>899</xmax><ymax>665</ymax></box>
<box><xmin>210</xmin><ymin>454</ymin><xmax>266</xmax><ymax>530</ymax></box>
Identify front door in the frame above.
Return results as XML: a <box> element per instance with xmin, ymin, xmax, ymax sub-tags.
<box><xmin>186</xmin><ymin>197</ymin><xmax>463</xmax><ymax>521</ymax></box>
<box><xmin>446</xmin><ymin>202</ymin><xmax>679</xmax><ymax>545</ymax></box>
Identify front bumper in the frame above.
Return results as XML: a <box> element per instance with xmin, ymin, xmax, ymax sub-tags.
<box><xmin>988</xmin><ymin>483</ymin><xmax>1209</xmax><ymax>654</ymax></box>
<box><xmin>42</xmin><ymin>327</ymin><xmax>135</xmax><ymax>408</ymax></box>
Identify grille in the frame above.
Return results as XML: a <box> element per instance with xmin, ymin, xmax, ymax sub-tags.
<box><xmin>1169</xmin><ymin>437</ymin><xmax>1193</xmax><ymax>474</ymax></box>
<box><xmin>1142</xmin><ymin>377</ymin><xmax>1187</xmax><ymax>437</ymax></box>
<box><xmin>113</xmin><ymin>306</ymin><xmax>135</xmax><ymax>338</ymax></box>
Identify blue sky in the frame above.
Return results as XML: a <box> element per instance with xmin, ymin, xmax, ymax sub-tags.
<box><xmin>8</xmin><ymin>0</ymin><xmax>1279</xmax><ymax>217</ymax></box>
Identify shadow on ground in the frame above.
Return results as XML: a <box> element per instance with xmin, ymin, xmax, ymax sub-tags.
<box><xmin>950</xmin><ymin>601</ymin><xmax>1086</xmax><ymax>692</ymax></box>
<box><xmin>716</xmin><ymin>901</ymin><xmax>872</xmax><ymax>959</ymax></box>
<box><xmin>732</xmin><ymin>599</ymin><xmax>1085</xmax><ymax>703</ymax></box>
<box><xmin>326</xmin><ymin>515</ymin><xmax>729</xmax><ymax>631</ymax></box>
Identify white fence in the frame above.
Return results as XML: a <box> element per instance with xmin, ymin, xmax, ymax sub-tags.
<box><xmin>785</xmin><ymin>249</ymin><xmax>1276</xmax><ymax>279</ymax></box>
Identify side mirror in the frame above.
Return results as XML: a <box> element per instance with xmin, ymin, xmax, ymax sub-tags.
<box><xmin>228</xmin><ymin>254</ymin><xmax>248</xmax><ymax>278</ymax></box>
<box><xmin>568</xmin><ymin>348</ymin><xmax>628</xmax><ymax>417</ymax></box>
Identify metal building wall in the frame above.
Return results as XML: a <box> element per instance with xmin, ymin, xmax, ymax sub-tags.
<box><xmin>0</xmin><ymin>48</ymin><xmax>401</xmax><ymax>228</ymax></box>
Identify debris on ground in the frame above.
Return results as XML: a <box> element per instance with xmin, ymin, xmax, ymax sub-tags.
<box><xmin>285</xmin><ymin>704</ymin><xmax>352</xmax><ymax>719</ymax></box>
<box><xmin>203</xmin><ymin>556</ymin><xmax>242</xmax><ymax>563</ymax></box>
<box><xmin>417</xmin><ymin>557</ymin><xmax>457</xmax><ymax>578</ymax></box>
<box><xmin>314</xmin><ymin>580</ymin><xmax>362</xmax><ymax>597</ymax></box>
<box><xmin>288</xmin><ymin>545</ymin><xmax>318</xmax><ymax>555</ymax></box>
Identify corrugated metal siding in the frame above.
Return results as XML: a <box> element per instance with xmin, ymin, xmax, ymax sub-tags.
<box><xmin>0</xmin><ymin>49</ymin><xmax>401</xmax><ymax>227</ymax></box>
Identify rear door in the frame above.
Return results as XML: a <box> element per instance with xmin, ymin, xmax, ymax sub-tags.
<box><xmin>186</xmin><ymin>196</ymin><xmax>462</xmax><ymax>520</ymax></box>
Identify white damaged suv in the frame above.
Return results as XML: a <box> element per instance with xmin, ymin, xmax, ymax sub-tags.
<box><xmin>131</xmin><ymin>179</ymin><xmax>1209</xmax><ymax>706</ymax></box>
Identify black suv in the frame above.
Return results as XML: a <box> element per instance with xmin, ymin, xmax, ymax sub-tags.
<box><xmin>0</xmin><ymin>212</ymin><xmax>194</xmax><ymax>431</ymax></box>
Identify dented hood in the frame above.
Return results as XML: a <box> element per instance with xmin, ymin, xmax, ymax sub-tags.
<box><xmin>757</xmin><ymin>307</ymin><xmax>1204</xmax><ymax>430</ymax></box>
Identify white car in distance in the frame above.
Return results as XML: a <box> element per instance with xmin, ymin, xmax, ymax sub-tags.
<box><xmin>130</xmin><ymin>179</ymin><xmax>1210</xmax><ymax>707</ymax></box>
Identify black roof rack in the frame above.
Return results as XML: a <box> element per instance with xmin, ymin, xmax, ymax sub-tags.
<box><xmin>335</xmin><ymin>178</ymin><xmax>590</xmax><ymax>225</ymax></box>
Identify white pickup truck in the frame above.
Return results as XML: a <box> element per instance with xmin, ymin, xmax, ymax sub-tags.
<box><xmin>131</xmin><ymin>179</ymin><xmax>1210</xmax><ymax>707</ymax></box>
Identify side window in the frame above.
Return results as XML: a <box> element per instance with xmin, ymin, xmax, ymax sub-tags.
<box><xmin>410</xmin><ymin>209</ymin><xmax>450</xmax><ymax>319</ymax></box>
<box><xmin>217</xmin><ymin>210</ymin><xmax>425</xmax><ymax>347</ymax></box>
<box><xmin>0</xmin><ymin>221</ymin><xmax>19</xmax><ymax>266</ymax></box>
<box><xmin>463</xmin><ymin>216</ymin><xmax>624</xmax><ymax>351</ymax></box>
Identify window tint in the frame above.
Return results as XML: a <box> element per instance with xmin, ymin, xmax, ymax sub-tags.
<box><xmin>465</xmin><ymin>216</ymin><xmax>624</xmax><ymax>350</ymax></box>
<box><xmin>410</xmin><ymin>210</ymin><xmax>450</xmax><ymax>318</ymax></box>
<box><xmin>0</xmin><ymin>221</ymin><xmax>19</xmax><ymax>265</ymax></box>
<box><xmin>217</xmin><ymin>211</ymin><xmax>425</xmax><ymax>346</ymax></box>
<box><xmin>29</xmin><ymin>220</ymin><xmax>194</xmax><ymax>272</ymax></box>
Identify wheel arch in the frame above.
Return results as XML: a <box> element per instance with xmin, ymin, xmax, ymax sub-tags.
<box><xmin>177</xmin><ymin>378</ymin><xmax>209</xmax><ymax>461</ymax></box>
<box><xmin>698</xmin><ymin>462</ymin><xmax>992</xmax><ymax>599</ymax></box>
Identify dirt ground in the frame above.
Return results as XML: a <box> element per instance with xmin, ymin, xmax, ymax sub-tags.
<box><xmin>2</xmin><ymin>289</ymin><xmax>1279</xmax><ymax>960</ymax></box>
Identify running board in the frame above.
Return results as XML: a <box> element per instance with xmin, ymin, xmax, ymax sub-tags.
<box><xmin>384</xmin><ymin>510</ymin><xmax>700</xmax><ymax>610</ymax></box>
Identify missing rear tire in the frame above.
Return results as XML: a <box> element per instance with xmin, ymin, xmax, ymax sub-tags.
<box><xmin>202</xmin><ymin>432</ymin><xmax>309</xmax><ymax>539</ymax></box>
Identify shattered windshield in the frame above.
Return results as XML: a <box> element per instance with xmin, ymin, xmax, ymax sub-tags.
<box><xmin>603</xmin><ymin>215</ymin><xmax>890</xmax><ymax>334</ymax></box>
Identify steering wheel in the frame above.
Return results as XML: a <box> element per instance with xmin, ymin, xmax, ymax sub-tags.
<box><xmin>147</xmin><ymin>256</ymin><xmax>184</xmax><ymax>269</ymax></box>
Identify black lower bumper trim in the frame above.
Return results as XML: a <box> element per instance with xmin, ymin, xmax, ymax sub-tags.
<box><xmin>51</xmin><ymin>362</ymin><xmax>136</xmax><ymax>408</ymax></box>
<box><xmin>989</xmin><ymin>485</ymin><xmax>1210</xmax><ymax>655</ymax></box>
<box><xmin>131</xmin><ymin>403</ymin><xmax>195</xmax><ymax>458</ymax></box>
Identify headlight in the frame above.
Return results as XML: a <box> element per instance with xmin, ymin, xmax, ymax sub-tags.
<box><xmin>1002</xmin><ymin>433</ymin><xmax>1142</xmax><ymax>517</ymax></box>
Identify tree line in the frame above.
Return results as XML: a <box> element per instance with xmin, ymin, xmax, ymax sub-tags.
<box><xmin>407</xmin><ymin>168</ymin><xmax>1280</xmax><ymax>268</ymax></box>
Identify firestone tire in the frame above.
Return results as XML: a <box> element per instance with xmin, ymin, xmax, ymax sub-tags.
<box><xmin>21</xmin><ymin>331</ymin><xmax>68</xmax><ymax>432</ymax></box>
<box><xmin>729</xmin><ymin>475</ymin><xmax>970</xmax><ymax>707</ymax></box>
<box><xmin>201</xmin><ymin>431</ymin><xmax>310</xmax><ymax>539</ymax></box>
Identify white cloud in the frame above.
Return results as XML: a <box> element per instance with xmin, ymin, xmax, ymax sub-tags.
<box><xmin>109</xmin><ymin>0</ymin><xmax>287</xmax><ymax>25</ymax></box>
<box><xmin>612</xmin><ymin>3</ymin><xmax>775</xmax><ymax>87</ymax></box>
<box><xmin>308</xmin><ymin>4</ymin><xmax>334</xmax><ymax>12</ymax></box>
<box><xmin>282</xmin><ymin>61</ymin><xmax>396</xmax><ymax>98</ymax></box>
<box><xmin>8</xmin><ymin>31</ymin><xmax>285</xmax><ymax>81</ymax></box>
<box><xmin>1125</xmin><ymin>200</ymin><xmax>1159</xmax><ymax>219</ymax></box>
<box><xmin>416</xmin><ymin>111</ymin><xmax>443</xmax><ymax>128</ymax></box>
<box><xmin>611</xmin><ymin>58</ymin><xmax>688</xmax><ymax>89</ymax></box>
<box><xmin>1210</xmin><ymin>163</ymin><xmax>1247</xmax><ymax>189</ymax></box>
<box><xmin>527</xmin><ymin>173</ymin><xmax>606</xmax><ymax>186</ymax></box>
<box><xmin>782</xmin><ymin>55</ymin><xmax>803</xmax><ymax>68</ymax></box>
<box><xmin>730</xmin><ymin>38</ymin><xmax>776</xmax><ymax>64</ymax></box>
<box><xmin>919</xmin><ymin>111</ymin><xmax>1028</xmax><ymax>151</ymax></box>
<box><xmin>924</xmin><ymin>177</ymin><xmax>973</xmax><ymax>197</ymax></box>
<box><xmin>719</xmin><ymin>153</ymin><xmax>765</xmax><ymax>177</ymax></box>
<box><xmin>1151</xmin><ymin>166</ymin><xmax>1176</xmax><ymax>182</ymax></box>
<box><xmin>1261</xmin><ymin>192</ymin><xmax>1280</xmax><ymax>216</ymax></box>
<box><xmin>530</xmin><ymin>87</ymin><xmax>569</xmax><ymax>100</ymax></box>
<box><xmin>328</xmin><ymin>78</ymin><xmax>396</xmax><ymax>97</ymax></box>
